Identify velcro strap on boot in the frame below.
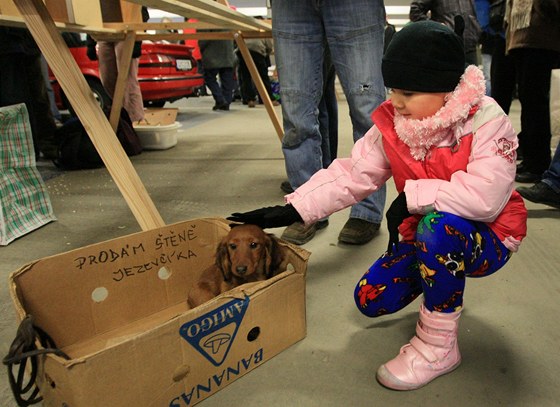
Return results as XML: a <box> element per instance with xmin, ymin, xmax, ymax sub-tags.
<box><xmin>409</xmin><ymin>336</ymin><xmax>438</xmax><ymax>363</ymax></box>
<box><xmin>416</xmin><ymin>322</ymin><xmax>450</xmax><ymax>348</ymax></box>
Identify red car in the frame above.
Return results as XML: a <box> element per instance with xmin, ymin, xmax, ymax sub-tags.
<box><xmin>50</xmin><ymin>34</ymin><xmax>205</xmax><ymax>110</ymax></box>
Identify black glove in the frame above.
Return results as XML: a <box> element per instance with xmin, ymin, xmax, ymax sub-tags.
<box><xmin>227</xmin><ymin>204</ymin><xmax>303</xmax><ymax>229</ymax></box>
<box><xmin>385</xmin><ymin>192</ymin><xmax>411</xmax><ymax>255</ymax></box>
<box><xmin>86</xmin><ymin>45</ymin><xmax>98</xmax><ymax>61</ymax></box>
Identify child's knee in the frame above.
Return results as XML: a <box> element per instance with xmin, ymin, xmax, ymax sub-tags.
<box><xmin>354</xmin><ymin>277</ymin><xmax>388</xmax><ymax>317</ymax></box>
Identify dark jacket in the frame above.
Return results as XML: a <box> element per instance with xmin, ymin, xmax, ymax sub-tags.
<box><xmin>199</xmin><ymin>39</ymin><xmax>235</xmax><ymax>69</ymax></box>
<box><xmin>505</xmin><ymin>0</ymin><xmax>560</xmax><ymax>53</ymax></box>
<box><xmin>409</xmin><ymin>0</ymin><xmax>482</xmax><ymax>53</ymax></box>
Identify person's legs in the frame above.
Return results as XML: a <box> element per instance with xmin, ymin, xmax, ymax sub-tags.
<box><xmin>237</xmin><ymin>53</ymin><xmax>256</xmax><ymax>103</ymax></box>
<box><xmin>543</xmin><ymin>141</ymin><xmax>560</xmax><ymax>191</ymax></box>
<box><xmin>354</xmin><ymin>242</ymin><xmax>422</xmax><ymax>317</ymax></box>
<box><xmin>481</xmin><ymin>52</ymin><xmax>492</xmax><ymax>96</ymax></box>
<box><xmin>517</xmin><ymin>140</ymin><xmax>560</xmax><ymax>209</ymax></box>
<box><xmin>1</xmin><ymin>53</ymin><xmax>57</xmax><ymax>158</ymax></box>
<box><xmin>113</xmin><ymin>41</ymin><xmax>144</xmax><ymax>122</ymax></box>
<box><xmin>40</xmin><ymin>54</ymin><xmax>61</xmax><ymax>122</ymax></box>
<box><xmin>203</xmin><ymin>68</ymin><xmax>226</xmax><ymax>107</ymax></box>
<box><xmin>322</xmin><ymin>0</ymin><xmax>387</xmax><ymax>240</ymax></box>
<box><xmin>219</xmin><ymin>67</ymin><xmax>235</xmax><ymax>105</ymax></box>
<box><xmin>97</xmin><ymin>41</ymin><xmax>118</xmax><ymax>97</ymax></box>
<box><xmin>320</xmin><ymin>47</ymin><xmax>338</xmax><ymax>166</ymax></box>
<box><xmin>375</xmin><ymin>211</ymin><xmax>510</xmax><ymax>390</ymax></box>
<box><xmin>512</xmin><ymin>48</ymin><xmax>556</xmax><ymax>178</ymax></box>
<box><xmin>273</xmin><ymin>0</ymin><xmax>325</xmax><ymax>191</ymax></box>
<box><xmin>273</xmin><ymin>0</ymin><xmax>328</xmax><ymax>245</ymax></box>
<box><xmin>490</xmin><ymin>36</ymin><xmax>515</xmax><ymax>115</ymax></box>
<box><xmin>251</xmin><ymin>51</ymin><xmax>274</xmax><ymax>101</ymax></box>
<box><xmin>414</xmin><ymin>212</ymin><xmax>510</xmax><ymax>311</ymax></box>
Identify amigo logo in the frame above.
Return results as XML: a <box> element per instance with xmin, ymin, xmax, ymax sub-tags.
<box><xmin>180</xmin><ymin>297</ymin><xmax>249</xmax><ymax>366</ymax></box>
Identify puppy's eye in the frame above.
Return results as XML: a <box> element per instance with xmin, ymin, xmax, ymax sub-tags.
<box><xmin>250</xmin><ymin>242</ymin><xmax>259</xmax><ymax>249</ymax></box>
<box><xmin>229</xmin><ymin>243</ymin><xmax>237</xmax><ymax>250</ymax></box>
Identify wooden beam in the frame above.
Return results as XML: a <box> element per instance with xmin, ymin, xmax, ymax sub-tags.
<box><xmin>0</xmin><ymin>14</ymin><xmax>125</xmax><ymax>38</ymax></box>
<box><xmin>234</xmin><ymin>32</ymin><xmax>283</xmax><ymax>141</ymax></box>
<box><xmin>109</xmin><ymin>31</ymin><xmax>136</xmax><ymax>131</ymax></box>
<box><xmin>13</xmin><ymin>0</ymin><xmax>165</xmax><ymax>231</ymax></box>
<box><xmin>103</xmin><ymin>21</ymin><xmax>222</xmax><ymax>31</ymax></box>
<box><xmin>126</xmin><ymin>0</ymin><xmax>270</xmax><ymax>31</ymax></box>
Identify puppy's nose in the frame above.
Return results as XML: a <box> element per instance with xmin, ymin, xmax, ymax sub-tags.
<box><xmin>236</xmin><ymin>266</ymin><xmax>248</xmax><ymax>275</ymax></box>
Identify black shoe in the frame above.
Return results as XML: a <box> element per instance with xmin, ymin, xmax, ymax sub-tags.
<box><xmin>281</xmin><ymin>219</ymin><xmax>328</xmax><ymax>245</ymax></box>
<box><xmin>517</xmin><ymin>182</ymin><xmax>560</xmax><ymax>209</ymax></box>
<box><xmin>515</xmin><ymin>171</ymin><xmax>542</xmax><ymax>183</ymax></box>
<box><xmin>212</xmin><ymin>103</ymin><xmax>230</xmax><ymax>111</ymax></box>
<box><xmin>280</xmin><ymin>180</ymin><xmax>294</xmax><ymax>194</ymax></box>
<box><xmin>338</xmin><ymin>218</ymin><xmax>380</xmax><ymax>245</ymax></box>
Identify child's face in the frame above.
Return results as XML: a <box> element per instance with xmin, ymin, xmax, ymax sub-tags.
<box><xmin>389</xmin><ymin>89</ymin><xmax>449</xmax><ymax>120</ymax></box>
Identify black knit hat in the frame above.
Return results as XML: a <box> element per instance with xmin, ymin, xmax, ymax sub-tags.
<box><xmin>382</xmin><ymin>20</ymin><xmax>466</xmax><ymax>92</ymax></box>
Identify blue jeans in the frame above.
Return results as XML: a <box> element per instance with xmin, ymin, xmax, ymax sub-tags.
<box><xmin>272</xmin><ymin>0</ymin><xmax>387</xmax><ymax>223</ymax></box>
<box><xmin>543</xmin><ymin>140</ymin><xmax>560</xmax><ymax>192</ymax></box>
<box><xmin>204</xmin><ymin>67</ymin><xmax>234</xmax><ymax>106</ymax></box>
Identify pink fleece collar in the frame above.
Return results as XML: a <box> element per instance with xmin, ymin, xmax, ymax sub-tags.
<box><xmin>393</xmin><ymin>65</ymin><xmax>486</xmax><ymax>161</ymax></box>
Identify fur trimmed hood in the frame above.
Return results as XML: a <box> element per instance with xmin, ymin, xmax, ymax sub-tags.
<box><xmin>393</xmin><ymin>65</ymin><xmax>486</xmax><ymax>160</ymax></box>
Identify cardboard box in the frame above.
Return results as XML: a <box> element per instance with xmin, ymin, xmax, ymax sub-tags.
<box><xmin>142</xmin><ymin>108</ymin><xmax>179</xmax><ymax>126</ymax></box>
<box><xmin>134</xmin><ymin>122</ymin><xmax>181</xmax><ymax>150</ymax></box>
<box><xmin>8</xmin><ymin>218</ymin><xmax>310</xmax><ymax>407</ymax></box>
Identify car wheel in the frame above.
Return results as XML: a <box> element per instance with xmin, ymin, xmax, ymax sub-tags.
<box><xmin>65</xmin><ymin>78</ymin><xmax>112</xmax><ymax>117</ymax></box>
<box><xmin>87</xmin><ymin>78</ymin><xmax>112</xmax><ymax>110</ymax></box>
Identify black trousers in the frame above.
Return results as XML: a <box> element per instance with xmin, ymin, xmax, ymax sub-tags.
<box><xmin>237</xmin><ymin>50</ymin><xmax>273</xmax><ymax>102</ymax></box>
<box><xmin>0</xmin><ymin>53</ymin><xmax>57</xmax><ymax>157</ymax></box>
<box><xmin>511</xmin><ymin>47</ymin><xmax>559</xmax><ymax>173</ymax></box>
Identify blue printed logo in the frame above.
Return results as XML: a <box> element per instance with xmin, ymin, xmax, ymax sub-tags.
<box><xmin>180</xmin><ymin>298</ymin><xmax>249</xmax><ymax>366</ymax></box>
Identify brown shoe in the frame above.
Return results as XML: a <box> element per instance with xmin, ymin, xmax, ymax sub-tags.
<box><xmin>281</xmin><ymin>220</ymin><xmax>328</xmax><ymax>245</ymax></box>
<box><xmin>248</xmin><ymin>100</ymin><xmax>256</xmax><ymax>108</ymax></box>
<box><xmin>338</xmin><ymin>218</ymin><xmax>380</xmax><ymax>245</ymax></box>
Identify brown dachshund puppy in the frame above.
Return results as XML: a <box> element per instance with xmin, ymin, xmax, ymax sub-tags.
<box><xmin>187</xmin><ymin>224</ymin><xmax>286</xmax><ymax>308</ymax></box>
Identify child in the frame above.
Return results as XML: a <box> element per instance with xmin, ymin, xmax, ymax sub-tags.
<box><xmin>228</xmin><ymin>21</ymin><xmax>527</xmax><ymax>390</ymax></box>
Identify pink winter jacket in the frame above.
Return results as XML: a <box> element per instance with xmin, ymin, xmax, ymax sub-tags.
<box><xmin>286</xmin><ymin>73</ymin><xmax>527</xmax><ymax>252</ymax></box>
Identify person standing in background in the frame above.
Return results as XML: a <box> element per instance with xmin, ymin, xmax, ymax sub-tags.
<box><xmin>0</xmin><ymin>27</ymin><xmax>58</xmax><ymax>159</ymax></box>
<box><xmin>199</xmin><ymin>34</ymin><xmax>236</xmax><ymax>111</ymax></box>
<box><xmin>505</xmin><ymin>0</ymin><xmax>560</xmax><ymax>183</ymax></box>
<box><xmin>86</xmin><ymin>6</ymin><xmax>149</xmax><ymax>122</ymax></box>
<box><xmin>236</xmin><ymin>37</ymin><xmax>278</xmax><ymax>108</ymax></box>
<box><xmin>409</xmin><ymin>0</ymin><xmax>482</xmax><ymax>66</ymax></box>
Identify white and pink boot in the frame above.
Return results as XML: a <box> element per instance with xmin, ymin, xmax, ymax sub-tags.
<box><xmin>377</xmin><ymin>302</ymin><xmax>462</xmax><ymax>390</ymax></box>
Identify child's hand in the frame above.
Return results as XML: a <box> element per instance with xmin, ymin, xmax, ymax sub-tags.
<box><xmin>228</xmin><ymin>204</ymin><xmax>303</xmax><ymax>229</ymax></box>
<box><xmin>385</xmin><ymin>192</ymin><xmax>410</xmax><ymax>254</ymax></box>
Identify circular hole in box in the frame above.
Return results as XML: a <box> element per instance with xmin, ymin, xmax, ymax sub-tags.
<box><xmin>247</xmin><ymin>327</ymin><xmax>261</xmax><ymax>342</ymax></box>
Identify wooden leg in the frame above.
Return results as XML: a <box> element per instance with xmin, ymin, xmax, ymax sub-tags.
<box><xmin>109</xmin><ymin>31</ymin><xmax>136</xmax><ymax>131</ymax></box>
<box><xmin>14</xmin><ymin>0</ymin><xmax>165</xmax><ymax>230</ymax></box>
<box><xmin>234</xmin><ymin>32</ymin><xmax>284</xmax><ymax>141</ymax></box>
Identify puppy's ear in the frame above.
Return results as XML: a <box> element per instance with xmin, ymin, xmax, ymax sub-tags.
<box><xmin>216</xmin><ymin>238</ymin><xmax>232</xmax><ymax>281</ymax></box>
<box><xmin>264</xmin><ymin>234</ymin><xmax>285</xmax><ymax>278</ymax></box>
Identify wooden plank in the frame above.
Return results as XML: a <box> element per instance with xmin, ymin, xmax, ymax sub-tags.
<box><xmin>14</xmin><ymin>0</ymin><xmax>165</xmax><ymax>231</ymax></box>
<box><xmin>234</xmin><ymin>32</ymin><xmax>283</xmax><ymax>141</ymax></box>
<box><xmin>126</xmin><ymin>0</ymin><xmax>270</xmax><ymax>31</ymax></box>
<box><xmin>109</xmin><ymin>30</ymin><xmax>136</xmax><ymax>131</ymax></box>
<box><xmin>0</xmin><ymin>14</ymin><xmax>125</xmax><ymax>38</ymax></box>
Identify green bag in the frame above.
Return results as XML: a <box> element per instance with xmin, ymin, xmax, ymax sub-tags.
<box><xmin>0</xmin><ymin>103</ymin><xmax>56</xmax><ymax>245</ymax></box>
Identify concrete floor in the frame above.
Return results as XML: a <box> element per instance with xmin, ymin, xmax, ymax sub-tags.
<box><xmin>1</xmin><ymin>95</ymin><xmax>559</xmax><ymax>407</ymax></box>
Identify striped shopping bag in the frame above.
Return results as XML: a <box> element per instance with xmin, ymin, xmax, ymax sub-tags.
<box><xmin>0</xmin><ymin>103</ymin><xmax>56</xmax><ymax>245</ymax></box>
